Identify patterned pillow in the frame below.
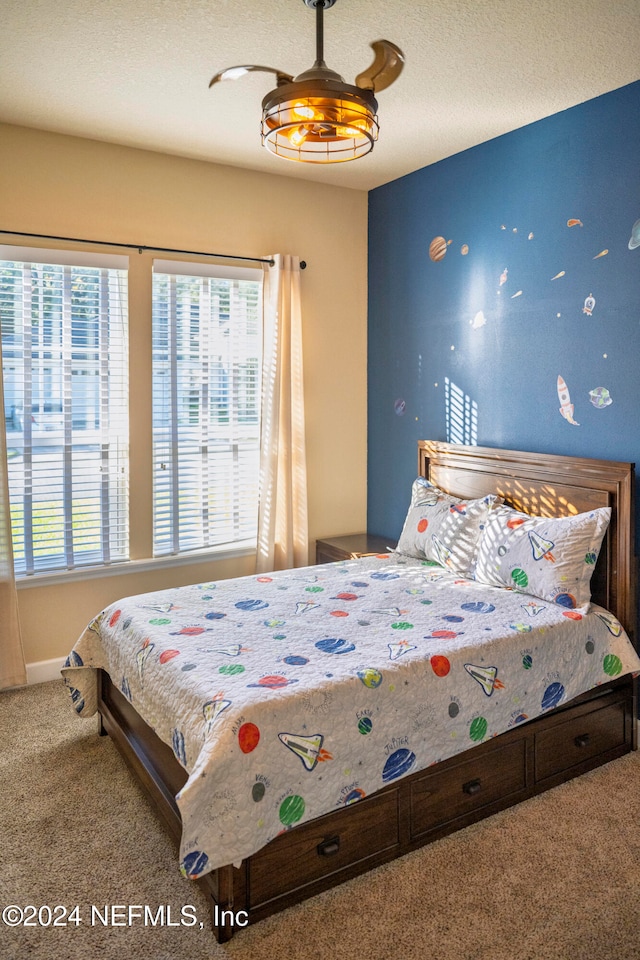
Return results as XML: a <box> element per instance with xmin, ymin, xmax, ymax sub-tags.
<box><xmin>396</xmin><ymin>477</ymin><xmax>501</xmax><ymax>577</ymax></box>
<box><xmin>473</xmin><ymin>504</ymin><xmax>611</xmax><ymax>612</ymax></box>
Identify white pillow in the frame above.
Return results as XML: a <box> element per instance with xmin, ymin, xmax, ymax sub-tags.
<box><xmin>396</xmin><ymin>478</ymin><xmax>501</xmax><ymax>577</ymax></box>
<box><xmin>474</xmin><ymin>504</ymin><xmax>611</xmax><ymax>612</ymax></box>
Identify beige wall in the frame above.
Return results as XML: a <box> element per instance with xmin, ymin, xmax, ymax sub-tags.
<box><xmin>0</xmin><ymin>123</ymin><xmax>368</xmax><ymax>664</ymax></box>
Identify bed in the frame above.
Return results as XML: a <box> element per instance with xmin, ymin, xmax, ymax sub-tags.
<box><xmin>62</xmin><ymin>442</ymin><xmax>639</xmax><ymax>942</ymax></box>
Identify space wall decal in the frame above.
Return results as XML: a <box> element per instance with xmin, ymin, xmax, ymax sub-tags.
<box><xmin>557</xmin><ymin>376</ymin><xmax>579</xmax><ymax>426</ymax></box>
<box><xmin>428</xmin><ymin>236</ymin><xmax>449</xmax><ymax>261</ymax></box>
<box><xmin>589</xmin><ymin>387</ymin><xmax>612</xmax><ymax>408</ymax></box>
<box><xmin>367</xmin><ymin>80</ymin><xmax>640</xmax><ymax>545</ymax></box>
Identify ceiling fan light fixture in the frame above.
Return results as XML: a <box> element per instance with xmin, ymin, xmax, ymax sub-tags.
<box><xmin>209</xmin><ymin>0</ymin><xmax>403</xmax><ymax>166</ymax></box>
<box><xmin>261</xmin><ymin>81</ymin><xmax>379</xmax><ymax>163</ymax></box>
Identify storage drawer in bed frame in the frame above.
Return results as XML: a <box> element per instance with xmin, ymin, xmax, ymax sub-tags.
<box><xmin>97</xmin><ymin>669</ymin><xmax>636</xmax><ymax>942</ymax></box>
<box><xmin>249</xmin><ymin>786</ymin><xmax>402</xmax><ymax>910</ymax></box>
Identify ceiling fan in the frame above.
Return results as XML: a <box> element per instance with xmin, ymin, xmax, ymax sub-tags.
<box><xmin>209</xmin><ymin>0</ymin><xmax>405</xmax><ymax>164</ymax></box>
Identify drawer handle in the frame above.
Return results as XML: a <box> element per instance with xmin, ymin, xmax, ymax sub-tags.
<box><xmin>317</xmin><ymin>837</ymin><xmax>340</xmax><ymax>857</ymax></box>
<box><xmin>574</xmin><ymin>733</ymin><xmax>590</xmax><ymax>749</ymax></box>
<box><xmin>462</xmin><ymin>778</ymin><xmax>482</xmax><ymax>796</ymax></box>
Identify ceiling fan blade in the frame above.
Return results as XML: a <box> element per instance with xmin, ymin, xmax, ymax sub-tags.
<box><xmin>354</xmin><ymin>40</ymin><xmax>404</xmax><ymax>93</ymax></box>
<box><xmin>209</xmin><ymin>65</ymin><xmax>293</xmax><ymax>88</ymax></box>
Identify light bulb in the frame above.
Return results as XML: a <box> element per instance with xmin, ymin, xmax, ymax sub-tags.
<box><xmin>335</xmin><ymin>117</ymin><xmax>371</xmax><ymax>138</ymax></box>
<box><xmin>293</xmin><ymin>102</ymin><xmax>318</xmax><ymax>121</ymax></box>
<box><xmin>288</xmin><ymin>125</ymin><xmax>309</xmax><ymax>147</ymax></box>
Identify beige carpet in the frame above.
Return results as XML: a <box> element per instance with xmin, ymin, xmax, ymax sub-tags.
<box><xmin>1</xmin><ymin>680</ymin><xmax>639</xmax><ymax>960</ymax></box>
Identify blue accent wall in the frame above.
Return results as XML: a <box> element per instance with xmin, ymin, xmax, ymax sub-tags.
<box><xmin>368</xmin><ymin>80</ymin><xmax>640</xmax><ymax>544</ymax></box>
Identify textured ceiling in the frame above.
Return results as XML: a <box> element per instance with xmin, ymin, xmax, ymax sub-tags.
<box><xmin>1</xmin><ymin>0</ymin><xmax>639</xmax><ymax>191</ymax></box>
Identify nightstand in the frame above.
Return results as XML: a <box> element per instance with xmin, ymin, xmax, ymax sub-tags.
<box><xmin>315</xmin><ymin>533</ymin><xmax>395</xmax><ymax>564</ymax></box>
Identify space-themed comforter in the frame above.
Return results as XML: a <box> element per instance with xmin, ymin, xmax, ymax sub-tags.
<box><xmin>62</xmin><ymin>553</ymin><xmax>640</xmax><ymax>880</ymax></box>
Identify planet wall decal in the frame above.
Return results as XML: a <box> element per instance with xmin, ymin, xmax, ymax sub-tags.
<box><xmin>429</xmin><ymin>236</ymin><xmax>448</xmax><ymax>262</ymax></box>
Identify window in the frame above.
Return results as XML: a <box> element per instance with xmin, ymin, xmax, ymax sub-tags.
<box><xmin>0</xmin><ymin>246</ymin><xmax>129</xmax><ymax>576</ymax></box>
<box><xmin>152</xmin><ymin>260</ymin><xmax>262</xmax><ymax>556</ymax></box>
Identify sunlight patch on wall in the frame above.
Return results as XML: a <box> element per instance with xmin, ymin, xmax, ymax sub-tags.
<box><xmin>445</xmin><ymin>378</ymin><xmax>478</xmax><ymax>445</ymax></box>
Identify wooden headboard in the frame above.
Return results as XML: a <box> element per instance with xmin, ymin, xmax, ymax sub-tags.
<box><xmin>418</xmin><ymin>442</ymin><xmax>636</xmax><ymax>644</ymax></box>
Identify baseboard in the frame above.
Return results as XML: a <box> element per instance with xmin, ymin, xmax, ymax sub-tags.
<box><xmin>26</xmin><ymin>657</ymin><xmax>66</xmax><ymax>685</ymax></box>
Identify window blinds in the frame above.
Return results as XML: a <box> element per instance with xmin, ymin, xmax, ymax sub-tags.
<box><xmin>152</xmin><ymin>261</ymin><xmax>262</xmax><ymax>556</ymax></box>
<box><xmin>0</xmin><ymin>246</ymin><xmax>129</xmax><ymax>575</ymax></box>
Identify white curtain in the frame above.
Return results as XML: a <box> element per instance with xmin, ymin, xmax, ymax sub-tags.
<box><xmin>256</xmin><ymin>254</ymin><xmax>309</xmax><ymax>572</ymax></box>
<box><xmin>0</xmin><ymin>343</ymin><xmax>26</xmax><ymax>689</ymax></box>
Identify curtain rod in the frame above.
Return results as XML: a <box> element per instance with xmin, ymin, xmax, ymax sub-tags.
<box><xmin>0</xmin><ymin>230</ymin><xmax>307</xmax><ymax>269</ymax></box>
